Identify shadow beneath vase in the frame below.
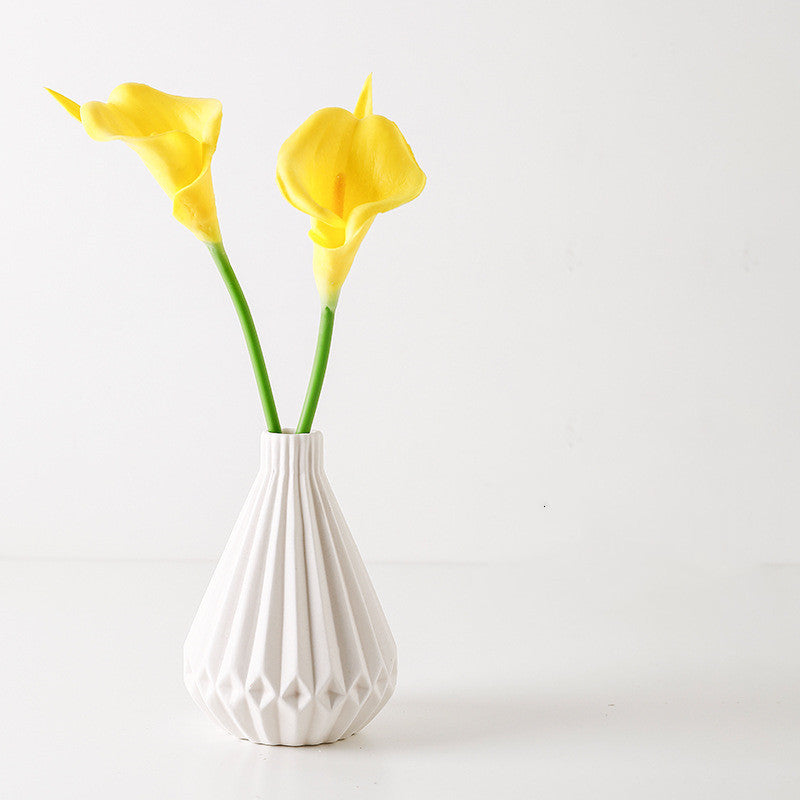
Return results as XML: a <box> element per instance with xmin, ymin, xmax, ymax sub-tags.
<box><xmin>348</xmin><ymin>682</ymin><xmax>800</xmax><ymax>752</ymax></box>
<box><xmin>346</xmin><ymin>693</ymin><xmax>551</xmax><ymax>750</ymax></box>
<box><xmin>192</xmin><ymin>682</ymin><xmax>800</xmax><ymax>798</ymax></box>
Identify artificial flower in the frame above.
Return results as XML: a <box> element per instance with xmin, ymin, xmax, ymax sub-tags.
<box><xmin>277</xmin><ymin>75</ymin><xmax>426</xmax><ymax>307</ymax></box>
<box><xmin>47</xmin><ymin>83</ymin><xmax>223</xmax><ymax>242</ymax></box>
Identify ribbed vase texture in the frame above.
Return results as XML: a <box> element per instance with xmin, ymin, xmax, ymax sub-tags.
<box><xmin>184</xmin><ymin>430</ymin><xmax>397</xmax><ymax>746</ymax></box>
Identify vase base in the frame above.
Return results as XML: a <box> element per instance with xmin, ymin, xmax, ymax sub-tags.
<box><xmin>235</xmin><ymin>730</ymin><xmax>357</xmax><ymax>747</ymax></box>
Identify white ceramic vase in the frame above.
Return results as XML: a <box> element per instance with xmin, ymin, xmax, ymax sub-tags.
<box><xmin>183</xmin><ymin>430</ymin><xmax>397</xmax><ymax>746</ymax></box>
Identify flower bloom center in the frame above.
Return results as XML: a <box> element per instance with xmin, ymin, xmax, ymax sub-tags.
<box><xmin>332</xmin><ymin>172</ymin><xmax>346</xmax><ymax>219</ymax></box>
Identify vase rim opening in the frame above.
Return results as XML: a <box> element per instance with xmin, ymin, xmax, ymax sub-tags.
<box><xmin>263</xmin><ymin>427</ymin><xmax>322</xmax><ymax>437</ymax></box>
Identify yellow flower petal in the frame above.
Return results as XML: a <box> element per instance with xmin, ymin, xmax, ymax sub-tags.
<box><xmin>80</xmin><ymin>84</ymin><xmax>222</xmax><ymax>146</ymax></box>
<box><xmin>277</xmin><ymin>108</ymin><xmax>358</xmax><ymax>232</ymax></box>
<box><xmin>311</xmin><ymin>218</ymin><xmax>374</xmax><ymax>306</ymax></box>
<box><xmin>49</xmin><ymin>83</ymin><xmax>222</xmax><ymax>242</ymax></box>
<box><xmin>276</xmin><ymin>77</ymin><xmax>425</xmax><ymax>306</ymax></box>
<box><xmin>340</xmin><ymin>114</ymin><xmax>426</xmax><ymax>238</ymax></box>
<box><xmin>45</xmin><ymin>88</ymin><xmax>81</xmax><ymax>121</ymax></box>
<box><xmin>353</xmin><ymin>74</ymin><xmax>373</xmax><ymax>119</ymax></box>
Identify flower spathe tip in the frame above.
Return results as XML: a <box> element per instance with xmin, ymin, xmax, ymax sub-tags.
<box><xmin>353</xmin><ymin>74</ymin><xmax>373</xmax><ymax>119</ymax></box>
<box><xmin>46</xmin><ymin>87</ymin><xmax>81</xmax><ymax>121</ymax></box>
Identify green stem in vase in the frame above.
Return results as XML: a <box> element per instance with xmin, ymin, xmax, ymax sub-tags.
<box><xmin>296</xmin><ymin>304</ymin><xmax>336</xmax><ymax>434</ymax></box>
<box><xmin>207</xmin><ymin>241</ymin><xmax>281</xmax><ymax>433</ymax></box>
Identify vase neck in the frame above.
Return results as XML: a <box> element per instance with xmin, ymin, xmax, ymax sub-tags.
<box><xmin>260</xmin><ymin>430</ymin><xmax>324</xmax><ymax>473</ymax></box>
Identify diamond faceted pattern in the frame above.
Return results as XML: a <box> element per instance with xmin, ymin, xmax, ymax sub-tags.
<box><xmin>183</xmin><ymin>431</ymin><xmax>398</xmax><ymax>745</ymax></box>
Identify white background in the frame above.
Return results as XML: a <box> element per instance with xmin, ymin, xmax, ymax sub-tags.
<box><xmin>2</xmin><ymin>2</ymin><xmax>800</xmax><ymax>565</ymax></box>
<box><xmin>2</xmin><ymin>2</ymin><xmax>800</xmax><ymax>798</ymax></box>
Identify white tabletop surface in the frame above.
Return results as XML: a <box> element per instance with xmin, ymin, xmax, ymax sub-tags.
<box><xmin>1</xmin><ymin>550</ymin><xmax>798</xmax><ymax>799</ymax></box>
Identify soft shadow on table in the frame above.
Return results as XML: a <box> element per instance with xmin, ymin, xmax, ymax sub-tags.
<box><xmin>190</xmin><ymin>684</ymin><xmax>800</xmax><ymax>797</ymax></box>
<box><xmin>346</xmin><ymin>684</ymin><xmax>800</xmax><ymax>752</ymax></box>
<box><xmin>349</xmin><ymin>694</ymin><xmax>558</xmax><ymax>750</ymax></box>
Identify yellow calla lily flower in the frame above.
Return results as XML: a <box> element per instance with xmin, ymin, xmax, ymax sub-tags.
<box><xmin>47</xmin><ymin>83</ymin><xmax>223</xmax><ymax>242</ymax></box>
<box><xmin>277</xmin><ymin>75</ymin><xmax>426</xmax><ymax>307</ymax></box>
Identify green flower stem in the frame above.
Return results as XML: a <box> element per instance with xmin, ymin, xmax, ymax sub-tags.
<box><xmin>207</xmin><ymin>241</ymin><xmax>281</xmax><ymax>433</ymax></box>
<box><xmin>296</xmin><ymin>305</ymin><xmax>336</xmax><ymax>434</ymax></box>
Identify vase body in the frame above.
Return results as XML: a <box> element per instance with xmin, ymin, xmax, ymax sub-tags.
<box><xmin>183</xmin><ymin>430</ymin><xmax>397</xmax><ymax>746</ymax></box>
